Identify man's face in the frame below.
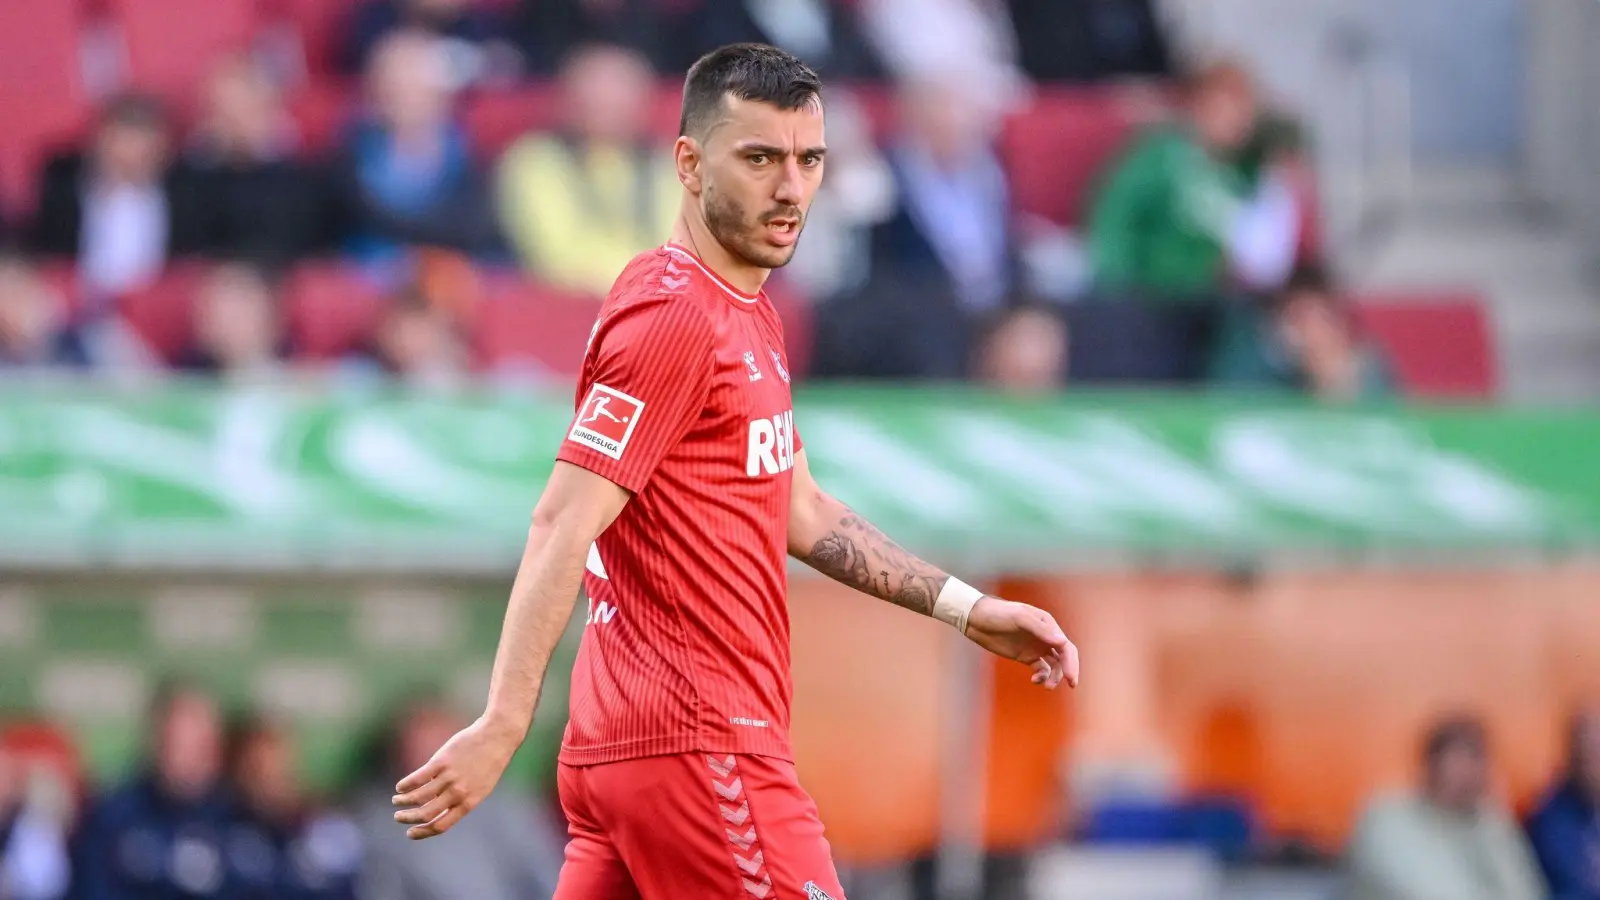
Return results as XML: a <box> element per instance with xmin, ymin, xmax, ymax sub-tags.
<box><xmin>687</xmin><ymin>96</ymin><xmax>826</xmax><ymax>271</ymax></box>
<box><xmin>1193</xmin><ymin>85</ymin><xmax>1256</xmax><ymax>155</ymax></box>
<box><xmin>1428</xmin><ymin>741</ymin><xmax>1489</xmax><ymax>813</ymax></box>
<box><xmin>96</xmin><ymin>120</ymin><xmax>169</xmax><ymax>186</ymax></box>
<box><xmin>565</xmin><ymin>45</ymin><xmax>652</xmax><ymax>145</ymax></box>
<box><xmin>157</xmin><ymin>691</ymin><xmax>222</xmax><ymax>799</ymax></box>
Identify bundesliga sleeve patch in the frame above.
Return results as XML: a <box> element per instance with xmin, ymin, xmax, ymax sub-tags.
<box><xmin>568</xmin><ymin>384</ymin><xmax>644</xmax><ymax>460</ymax></box>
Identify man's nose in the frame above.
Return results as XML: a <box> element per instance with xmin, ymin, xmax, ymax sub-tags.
<box><xmin>774</xmin><ymin>158</ymin><xmax>803</xmax><ymax>206</ymax></box>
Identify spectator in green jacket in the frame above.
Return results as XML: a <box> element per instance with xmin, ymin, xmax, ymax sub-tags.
<box><xmin>1087</xmin><ymin>60</ymin><xmax>1301</xmax><ymax>301</ymax></box>
<box><xmin>1210</xmin><ymin>264</ymin><xmax>1396</xmax><ymax>402</ymax></box>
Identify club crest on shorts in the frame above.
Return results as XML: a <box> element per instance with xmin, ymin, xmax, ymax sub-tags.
<box><xmin>568</xmin><ymin>384</ymin><xmax>643</xmax><ymax>460</ymax></box>
<box><xmin>803</xmin><ymin>882</ymin><xmax>836</xmax><ymax>900</ymax></box>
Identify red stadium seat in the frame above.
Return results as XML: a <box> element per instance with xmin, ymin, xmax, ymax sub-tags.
<box><xmin>262</xmin><ymin>0</ymin><xmax>357</xmax><ymax>77</ymax></box>
<box><xmin>0</xmin><ymin>0</ymin><xmax>93</xmax><ymax>215</ymax></box>
<box><xmin>117</xmin><ymin>264</ymin><xmax>210</xmax><ymax>362</ymax></box>
<box><xmin>284</xmin><ymin>261</ymin><xmax>389</xmax><ymax>359</ymax></box>
<box><xmin>1353</xmin><ymin>292</ymin><xmax>1499</xmax><ymax>400</ymax></box>
<box><xmin>1000</xmin><ymin>86</ymin><xmax>1152</xmax><ymax>227</ymax></box>
<box><xmin>106</xmin><ymin>0</ymin><xmax>259</xmax><ymax>106</ymax></box>
<box><xmin>287</xmin><ymin>81</ymin><xmax>359</xmax><ymax>155</ymax></box>
<box><xmin>473</xmin><ymin>277</ymin><xmax>600</xmax><ymax>379</ymax></box>
<box><xmin>462</xmin><ymin>86</ymin><xmax>562</xmax><ymax>160</ymax></box>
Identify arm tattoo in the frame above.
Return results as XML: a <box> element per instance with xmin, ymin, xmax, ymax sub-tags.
<box><xmin>800</xmin><ymin>503</ymin><xmax>949</xmax><ymax>616</ymax></box>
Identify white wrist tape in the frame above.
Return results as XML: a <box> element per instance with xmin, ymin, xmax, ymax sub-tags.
<box><xmin>933</xmin><ymin>577</ymin><xmax>982</xmax><ymax>635</ymax></box>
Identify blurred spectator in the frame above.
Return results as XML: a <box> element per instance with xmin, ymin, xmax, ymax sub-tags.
<box><xmin>662</xmin><ymin>0</ymin><xmax>884</xmax><ymax>78</ymax></box>
<box><xmin>175</xmin><ymin>262</ymin><xmax>291</xmax><ymax>381</ymax></box>
<box><xmin>353</xmin><ymin>693</ymin><xmax>562</xmax><ymax>900</ymax></box>
<box><xmin>860</xmin><ymin>0</ymin><xmax>1026</xmax><ymax>109</ymax></box>
<box><xmin>872</xmin><ymin>72</ymin><xmax>1018</xmax><ymax>318</ymax></box>
<box><xmin>0</xmin><ymin>741</ymin><xmax>71</xmax><ymax>900</ymax></box>
<box><xmin>1347</xmin><ymin>715</ymin><xmax>1547</xmax><ymax>900</ymax></box>
<box><xmin>27</xmin><ymin>94</ymin><xmax>209</xmax><ymax>300</ymax></box>
<box><xmin>71</xmin><ymin>680</ymin><xmax>234</xmax><ymax>900</ymax></box>
<box><xmin>187</xmin><ymin>55</ymin><xmax>333</xmax><ymax>266</ymax></box>
<box><xmin>516</xmin><ymin>0</ymin><xmax>670</xmax><ymax>77</ymax></box>
<box><xmin>1088</xmin><ymin>61</ymin><xmax>1299</xmax><ymax>302</ymax></box>
<box><xmin>0</xmin><ymin>253</ymin><xmax>88</xmax><ymax>369</ymax></box>
<box><xmin>1007</xmin><ymin>0</ymin><xmax>1173</xmax><ymax>83</ymax></box>
<box><xmin>976</xmin><ymin>304</ymin><xmax>1068</xmax><ymax>392</ymax></box>
<box><xmin>495</xmin><ymin>42</ymin><xmax>677</xmax><ymax>296</ymax></box>
<box><xmin>342</xmin><ymin>0</ymin><xmax>521</xmax><ymax>89</ymax></box>
<box><xmin>221</xmin><ymin>714</ymin><xmax>361</xmax><ymax>900</ymax></box>
<box><xmin>1209</xmin><ymin>265</ymin><xmax>1396</xmax><ymax>402</ymax></box>
<box><xmin>342</xmin><ymin>286</ymin><xmax>470</xmax><ymax>390</ymax></box>
<box><xmin>1526</xmin><ymin>706</ymin><xmax>1600</xmax><ymax>900</ymax></box>
<box><xmin>333</xmin><ymin>30</ymin><xmax>505</xmax><ymax>268</ymax></box>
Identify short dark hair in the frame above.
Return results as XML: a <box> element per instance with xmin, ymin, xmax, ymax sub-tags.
<box><xmin>679</xmin><ymin>43</ymin><xmax>822</xmax><ymax>139</ymax></box>
<box><xmin>1423</xmin><ymin>714</ymin><xmax>1487</xmax><ymax>768</ymax></box>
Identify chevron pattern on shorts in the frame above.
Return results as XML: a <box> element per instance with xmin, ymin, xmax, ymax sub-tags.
<box><xmin>707</xmin><ymin>754</ymin><xmax>773</xmax><ymax>899</ymax></box>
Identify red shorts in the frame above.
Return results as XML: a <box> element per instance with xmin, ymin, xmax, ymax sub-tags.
<box><xmin>553</xmin><ymin>752</ymin><xmax>847</xmax><ymax>900</ymax></box>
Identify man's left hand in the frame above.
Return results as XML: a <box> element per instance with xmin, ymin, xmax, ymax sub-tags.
<box><xmin>964</xmin><ymin>596</ymin><xmax>1080</xmax><ymax>689</ymax></box>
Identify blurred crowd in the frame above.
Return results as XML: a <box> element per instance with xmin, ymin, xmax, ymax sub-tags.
<box><xmin>0</xmin><ymin>0</ymin><xmax>1399</xmax><ymax>404</ymax></box>
<box><xmin>3</xmin><ymin>689</ymin><xmax>1597</xmax><ymax>900</ymax></box>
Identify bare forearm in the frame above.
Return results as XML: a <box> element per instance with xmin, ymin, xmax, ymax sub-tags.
<box><xmin>793</xmin><ymin>488</ymin><xmax>950</xmax><ymax>616</ymax></box>
<box><xmin>482</xmin><ymin>523</ymin><xmax>588</xmax><ymax>736</ymax></box>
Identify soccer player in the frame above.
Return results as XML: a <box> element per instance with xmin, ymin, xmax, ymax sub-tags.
<box><xmin>390</xmin><ymin>43</ymin><xmax>1081</xmax><ymax>899</ymax></box>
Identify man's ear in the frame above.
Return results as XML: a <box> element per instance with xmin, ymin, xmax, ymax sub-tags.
<box><xmin>674</xmin><ymin>135</ymin><xmax>702</xmax><ymax>193</ymax></box>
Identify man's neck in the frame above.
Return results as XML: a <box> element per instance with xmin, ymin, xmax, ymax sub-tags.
<box><xmin>669</xmin><ymin>211</ymin><xmax>769</xmax><ymax>296</ymax></box>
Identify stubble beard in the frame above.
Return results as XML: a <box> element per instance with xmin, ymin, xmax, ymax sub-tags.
<box><xmin>703</xmin><ymin>181</ymin><xmax>801</xmax><ymax>271</ymax></box>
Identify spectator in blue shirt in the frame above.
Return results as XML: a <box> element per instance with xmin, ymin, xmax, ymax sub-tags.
<box><xmin>220</xmin><ymin>713</ymin><xmax>361</xmax><ymax>900</ymax></box>
<box><xmin>70</xmin><ymin>680</ymin><xmax>233</xmax><ymax>900</ymax></box>
<box><xmin>1527</xmin><ymin>707</ymin><xmax>1600</xmax><ymax>900</ymax></box>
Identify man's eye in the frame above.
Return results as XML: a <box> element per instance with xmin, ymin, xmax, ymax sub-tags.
<box><xmin>749</xmin><ymin>154</ymin><xmax>769</xmax><ymax>165</ymax></box>
<box><xmin>802</xmin><ymin>154</ymin><xmax>821</xmax><ymax>168</ymax></box>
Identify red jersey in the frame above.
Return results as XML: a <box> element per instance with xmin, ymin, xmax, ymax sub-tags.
<box><xmin>555</xmin><ymin>243</ymin><xmax>802</xmax><ymax>766</ymax></box>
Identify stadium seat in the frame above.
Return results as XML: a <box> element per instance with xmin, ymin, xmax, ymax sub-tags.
<box><xmin>262</xmin><ymin>0</ymin><xmax>356</xmax><ymax>77</ymax></box>
<box><xmin>287</xmin><ymin>81</ymin><xmax>359</xmax><ymax>155</ymax></box>
<box><xmin>473</xmin><ymin>277</ymin><xmax>599</xmax><ymax>379</ymax></box>
<box><xmin>1353</xmin><ymin>293</ymin><xmax>1498</xmax><ymax>400</ymax></box>
<box><xmin>284</xmin><ymin>261</ymin><xmax>390</xmax><ymax>359</ymax></box>
<box><xmin>106</xmin><ymin>0</ymin><xmax>260</xmax><ymax>106</ymax></box>
<box><xmin>1001</xmin><ymin>86</ymin><xmax>1150</xmax><ymax>227</ymax></box>
<box><xmin>0</xmin><ymin>0</ymin><xmax>93</xmax><ymax>215</ymax></box>
<box><xmin>117</xmin><ymin>264</ymin><xmax>210</xmax><ymax>362</ymax></box>
<box><xmin>462</xmin><ymin>86</ymin><xmax>562</xmax><ymax>160</ymax></box>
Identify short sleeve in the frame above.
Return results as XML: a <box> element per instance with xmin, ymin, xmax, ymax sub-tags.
<box><xmin>556</xmin><ymin>297</ymin><xmax>715</xmax><ymax>493</ymax></box>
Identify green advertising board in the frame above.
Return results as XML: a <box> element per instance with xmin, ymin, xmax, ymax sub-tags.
<box><xmin>2</xmin><ymin>382</ymin><xmax>1598</xmax><ymax>571</ymax></box>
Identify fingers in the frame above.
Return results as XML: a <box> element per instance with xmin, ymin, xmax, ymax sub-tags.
<box><xmin>394</xmin><ymin>790</ymin><xmax>454</xmax><ymax>827</ymax></box>
<box><xmin>395</xmin><ymin>760</ymin><xmax>443</xmax><ymax>795</ymax></box>
<box><xmin>1062</xmin><ymin>639</ymin><xmax>1081</xmax><ymax>689</ymax></box>
<box><xmin>408</xmin><ymin>804</ymin><xmax>468</xmax><ymax>840</ymax></box>
<box><xmin>392</xmin><ymin>773</ymin><xmax>447</xmax><ymax>809</ymax></box>
<box><xmin>1030</xmin><ymin>608</ymin><xmax>1070</xmax><ymax>651</ymax></box>
<box><xmin>1030</xmin><ymin>657</ymin><xmax>1052</xmax><ymax>686</ymax></box>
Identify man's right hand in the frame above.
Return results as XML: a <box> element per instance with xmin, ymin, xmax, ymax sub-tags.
<box><xmin>391</xmin><ymin>715</ymin><xmax>524</xmax><ymax>840</ymax></box>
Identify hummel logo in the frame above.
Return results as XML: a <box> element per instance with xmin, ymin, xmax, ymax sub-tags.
<box><xmin>713</xmin><ymin>777</ymin><xmax>743</xmax><ymax>801</ymax></box>
<box><xmin>804</xmin><ymin>882</ymin><xmax>837</xmax><ymax>900</ymax></box>
<box><xmin>743</xmin><ymin>350</ymin><xmax>763</xmax><ymax>381</ymax></box>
